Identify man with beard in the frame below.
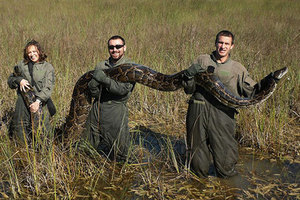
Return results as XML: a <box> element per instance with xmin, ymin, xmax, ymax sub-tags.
<box><xmin>84</xmin><ymin>35</ymin><xmax>135</xmax><ymax>162</ymax></box>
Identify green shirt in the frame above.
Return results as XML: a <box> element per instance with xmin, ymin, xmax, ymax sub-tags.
<box><xmin>184</xmin><ymin>51</ymin><xmax>256</xmax><ymax>98</ymax></box>
<box><xmin>88</xmin><ymin>56</ymin><xmax>135</xmax><ymax>103</ymax></box>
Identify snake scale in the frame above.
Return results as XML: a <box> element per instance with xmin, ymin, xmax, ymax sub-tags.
<box><xmin>21</xmin><ymin>63</ymin><xmax>288</xmax><ymax>137</ymax></box>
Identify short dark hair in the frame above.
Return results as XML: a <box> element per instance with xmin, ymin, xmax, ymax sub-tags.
<box><xmin>215</xmin><ymin>30</ymin><xmax>235</xmax><ymax>45</ymax></box>
<box><xmin>23</xmin><ymin>39</ymin><xmax>47</xmax><ymax>63</ymax></box>
<box><xmin>107</xmin><ymin>35</ymin><xmax>126</xmax><ymax>46</ymax></box>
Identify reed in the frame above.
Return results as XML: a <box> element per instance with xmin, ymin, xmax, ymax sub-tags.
<box><xmin>0</xmin><ymin>0</ymin><xmax>299</xmax><ymax>198</ymax></box>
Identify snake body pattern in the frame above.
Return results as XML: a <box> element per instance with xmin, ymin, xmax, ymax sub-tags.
<box><xmin>13</xmin><ymin>68</ymin><xmax>42</xmax><ymax>128</ymax></box>
<box><xmin>21</xmin><ymin>63</ymin><xmax>288</xmax><ymax>137</ymax></box>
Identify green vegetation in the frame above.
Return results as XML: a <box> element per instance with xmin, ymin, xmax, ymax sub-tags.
<box><xmin>0</xmin><ymin>0</ymin><xmax>299</xmax><ymax>199</ymax></box>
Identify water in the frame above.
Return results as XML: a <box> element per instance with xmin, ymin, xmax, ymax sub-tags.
<box><xmin>225</xmin><ymin>149</ymin><xmax>300</xmax><ymax>199</ymax></box>
<box><xmin>1</xmin><ymin>125</ymin><xmax>298</xmax><ymax>199</ymax></box>
<box><xmin>132</xmin><ymin>126</ymin><xmax>300</xmax><ymax>199</ymax></box>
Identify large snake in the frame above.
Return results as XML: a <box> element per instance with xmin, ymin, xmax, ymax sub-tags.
<box><xmin>21</xmin><ymin>63</ymin><xmax>288</xmax><ymax>138</ymax></box>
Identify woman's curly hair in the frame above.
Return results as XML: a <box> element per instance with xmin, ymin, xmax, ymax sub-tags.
<box><xmin>23</xmin><ymin>39</ymin><xmax>47</xmax><ymax>63</ymax></box>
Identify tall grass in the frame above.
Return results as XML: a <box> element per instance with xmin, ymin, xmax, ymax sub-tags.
<box><xmin>0</xmin><ymin>0</ymin><xmax>299</xmax><ymax>198</ymax></box>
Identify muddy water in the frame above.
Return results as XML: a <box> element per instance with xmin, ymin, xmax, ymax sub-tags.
<box><xmin>132</xmin><ymin>126</ymin><xmax>300</xmax><ymax>199</ymax></box>
<box><xmin>223</xmin><ymin>149</ymin><xmax>300</xmax><ymax>199</ymax></box>
<box><xmin>231</xmin><ymin>149</ymin><xmax>299</xmax><ymax>186</ymax></box>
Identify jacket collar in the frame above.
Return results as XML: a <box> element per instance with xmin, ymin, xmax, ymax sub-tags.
<box><xmin>106</xmin><ymin>56</ymin><xmax>127</xmax><ymax>67</ymax></box>
<box><xmin>211</xmin><ymin>51</ymin><xmax>231</xmax><ymax>64</ymax></box>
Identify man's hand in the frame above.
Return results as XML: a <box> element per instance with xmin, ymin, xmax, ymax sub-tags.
<box><xmin>88</xmin><ymin>79</ymin><xmax>101</xmax><ymax>98</ymax></box>
<box><xmin>184</xmin><ymin>63</ymin><xmax>204</xmax><ymax>78</ymax></box>
<box><xmin>20</xmin><ymin>79</ymin><xmax>31</xmax><ymax>92</ymax></box>
<box><xmin>93</xmin><ymin>69</ymin><xmax>107</xmax><ymax>83</ymax></box>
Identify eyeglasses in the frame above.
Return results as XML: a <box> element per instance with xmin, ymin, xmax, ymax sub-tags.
<box><xmin>108</xmin><ymin>44</ymin><xmax>124</xmax><ymax>50</ymax></box>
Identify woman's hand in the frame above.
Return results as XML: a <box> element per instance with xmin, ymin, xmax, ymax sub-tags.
<box><xmin>29</xmin><ymin>101</ymin><xmax>40</xmax><ymax>113</ymax></box>
<box><xmin>20</xmin><ymin>79</ymin><xmax>30</xmax><ymax>92</ymax></box>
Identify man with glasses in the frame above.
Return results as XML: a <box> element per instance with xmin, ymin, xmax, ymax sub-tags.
<box><xmin>84</xmin><ymin>35</ymin><xmax>135</xmax><ymax>162</ymax></box>
<box><xmin>183</xmin><ymin>30</ymin><xmax>257</xmax><ymax>178</ymax></box>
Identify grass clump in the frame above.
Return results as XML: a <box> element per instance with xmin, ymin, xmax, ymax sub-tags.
<box><xmin>0</xmin><ymin>0</ymin><xmax>299</xmax><ymax>199</ymax></box>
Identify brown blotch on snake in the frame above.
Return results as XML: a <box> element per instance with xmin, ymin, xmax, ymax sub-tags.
<box><xmin>20</xmin><ymin>63</ymin><xmax>288</xmax><ymax>140</ymax></box>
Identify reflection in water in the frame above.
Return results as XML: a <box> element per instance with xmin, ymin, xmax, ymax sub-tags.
<box><xmin>132</xmin><ymin>126</ymin><xmax>300</xmax><ymax>199</ymax></box>
<box><xmin>225</xmin><ymin>150</ymin><xmax>300</xmax><ymax>199</ymax></box>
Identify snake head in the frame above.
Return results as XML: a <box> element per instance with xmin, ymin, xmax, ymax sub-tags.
<box><xmin>272</xmin><ymin>67</ymin><xmax>288</xmax><ymax>83</ymax></box>
<box><xmin>13</xmin><ymin>65</ymin><xmax>22</xmax><ymax>76</ymax></box>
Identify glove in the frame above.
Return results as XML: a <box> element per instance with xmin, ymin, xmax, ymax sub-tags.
<box><xmin>182</xmin><ymin>77</ymin><xmax>196</xmax><ymax>94</ymax></box>
<box><xmin>184</xmin><ymin>63</ymin><xmax>202</xmax><ymax>78</ymax></box>
<box><xmin>88</xmin><ymin>79</ymin><xmax>100</xmax><ymax>98</ymax></box>
<box><xmin>93</xmin><ymin>69</ymin><xmax>108</xmax><ymax>83</ymax></box>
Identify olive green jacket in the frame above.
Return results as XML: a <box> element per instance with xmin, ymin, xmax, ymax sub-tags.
<box><xmin>7</xmin><ymin>60</ymin><xmax>55</xmax><ymax>103</ymax></box>
<box><xmin>184</xmin><ymin>51</ymin><xmax>257</xmax><ymax>98</ymax></box>
<box><xmin>88</xmin><ymin>56</ymin><xmax>135</xmax><ymax>103</ymax></box>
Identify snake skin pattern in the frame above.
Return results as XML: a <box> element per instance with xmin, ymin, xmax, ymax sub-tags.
<box><xmin>19</xmin><ymin>63</ymin><xmax>288</xmax><ymax>138</ymax></box>
<box><xmin>63</xmin><ymin>64</ymin><xmax>287</xmax><ymax>137</ymax></box>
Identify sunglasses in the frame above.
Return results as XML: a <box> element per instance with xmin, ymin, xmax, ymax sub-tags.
<box><xmin>108</xmin><ymin>44</ymin><xmax>124</xmax><ymax>50</ymax></box>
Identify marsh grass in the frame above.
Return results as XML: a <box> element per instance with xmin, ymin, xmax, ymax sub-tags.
<box><xmin>0</xmin><ymin>0</ymin><xmax>299</xmax><ymax>199</ymax></box>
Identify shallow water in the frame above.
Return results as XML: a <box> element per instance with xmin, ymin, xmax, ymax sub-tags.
<box><xmin>225</xmin><ymin>149</ymin><xmax>300</xmax><ymax>199</ymax></box>
<box><xmin>132</xmin><ymin>126</ymin><xmax>300</xmax><ymax>199</ymax></box>
<box><xmin>1</xmin><ymin>126</ymin><xmax>298</xmax><ymax>199</ymax></box>
<box><xmin>235</xmin><ymin>149</ymin><xmax>299</xmax><ymax>184</ymax></box>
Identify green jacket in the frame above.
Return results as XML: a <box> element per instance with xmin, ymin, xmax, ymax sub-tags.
<box><xmin>184</xmin><ymin>51</ymin><xmax>257</xmax><ymax>98</ymax></box>
<box><xmin>7</xmin><ymin>60</ymin><xmax>55</xmax><ymax>103</ymax></box>
<box><xmin>88</xmin><ymin>56</ymin><xmax>135</xmax><ymax>103</ymax></box>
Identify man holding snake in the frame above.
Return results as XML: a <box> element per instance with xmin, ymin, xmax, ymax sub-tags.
<box><xmin>83</xmin><ymin>35</ymin><xmax>135</xmax><ymax>162</ymax></box>
<box><xmin>182</xmin><ymin>30</ymin><xmax>257</xmax><ymax>178</ymax></box>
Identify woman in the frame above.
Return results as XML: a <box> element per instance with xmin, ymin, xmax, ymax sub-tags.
<box><xmin>7</xmin><ymin>40</ymin><xmax>55</xmax><ymax>143</ymax></box>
